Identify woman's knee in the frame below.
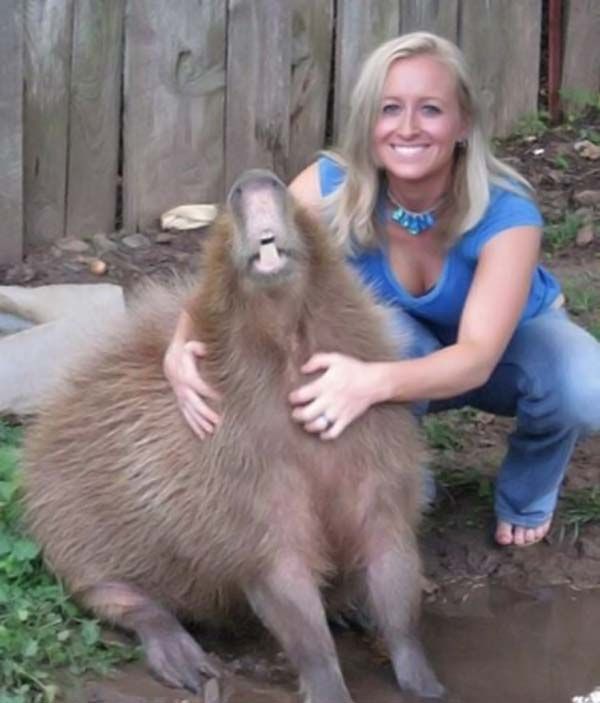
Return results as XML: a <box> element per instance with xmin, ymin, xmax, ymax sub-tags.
<box><xmin>508</xmin><ymin>311</ymin><xmax>600</xmax><ymax>433</ymax></box>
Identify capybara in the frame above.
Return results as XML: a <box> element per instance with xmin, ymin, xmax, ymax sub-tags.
<box><xmin>22</xmin><ymin>170</ymin><xmax>443</xmax><ymax>702</ymax></box>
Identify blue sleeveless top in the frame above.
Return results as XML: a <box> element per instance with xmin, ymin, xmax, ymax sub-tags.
<box><xmin>319</xmin><ymin>156</ymin><xmax>561</xmax><ymax>344</ymax></box>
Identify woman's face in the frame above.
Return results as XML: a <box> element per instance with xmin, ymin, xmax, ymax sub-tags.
<box><xmin>372</xmin><ymin>54</ymin><xmax>468</xmax><ymax>192</ymax></box>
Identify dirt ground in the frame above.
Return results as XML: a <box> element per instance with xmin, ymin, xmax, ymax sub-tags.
<box><xmin>1</xmin><ymin>111</ymin><xmax>600</xmax><ymax>701</ymax></box>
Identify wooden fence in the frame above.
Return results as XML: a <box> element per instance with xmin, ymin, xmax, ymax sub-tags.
<box><xmin>0</xmin><ymin>0</ymin><xmax>599</xmax><ymax>265</ymax></box>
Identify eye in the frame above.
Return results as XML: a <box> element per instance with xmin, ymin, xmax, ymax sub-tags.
<box><xmin>382</xmin><ymin>102</ymin><xmax>401</xmax><ymax>115</ymax></box>
<box><xmin>422</xmin><ymin>104</ymin><xmax>442</xmax><ymax>116</ymax></box>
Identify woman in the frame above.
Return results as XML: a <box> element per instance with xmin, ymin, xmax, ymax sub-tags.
<box><xmin>164</xmin><ymin>32</ymin><xmax>600</xmax><ymax>548</ymax></box>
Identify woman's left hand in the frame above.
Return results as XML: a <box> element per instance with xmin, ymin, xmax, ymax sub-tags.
<box><xmin>288</xmin><ymin>353</ymin><xmax>386</xmax><ymax>439</ymax></box>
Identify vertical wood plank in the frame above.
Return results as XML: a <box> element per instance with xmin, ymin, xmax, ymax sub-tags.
<box><xmin>0</xmin><ymin>0</ymin><xmax>24</xmax><ymax>265</ymax></box>
<box><xmin>399</xmin><ymin>0</ymin><xmax>459</xmax><ymax>42</ymax></box>
<box><xmin>123</xmin><ymin>0</ymin><xmax>226</xmax><ymax>232</ymax></box>
<box><xmin>65</xmin><ymin>0</ymin><xmax>123</xmax><ymax>239</ymax></box>
<box><xmin>24</xmin><ymin>0</ymin><xmax>74</xmax><ymax>247</ymax></box>
<box><xmin>460</xmin><ymin>0</ymin><xmax>542</xmax><ymax>137</ymax></box>
<box><xmin>333</xmin><ymin>1</ymin><xmax>400</xmax><ymax>143</ymax></box>
<box><xmin>288</xmin><ymin>0</ymin><xmax>334</xmax><ymax>179</ymax></box>
<box><xmin>225</xmin><ymin>0</ymin><xmax>292</xmax><ymax>189</ymax></box>
<box><xmin>561</xmin><ymin>0</ymin><xmax>600</xmax><ymax>105</ymax></box>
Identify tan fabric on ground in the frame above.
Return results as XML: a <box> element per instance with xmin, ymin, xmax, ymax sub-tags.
<box><xmin>0</xmin><ymin>284</ymin><xmax>125</xmax><ymax>417</ymax></box>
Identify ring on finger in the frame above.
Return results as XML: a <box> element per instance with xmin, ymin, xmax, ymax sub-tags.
<box><xmin>318</xmin><ymin>413</ymin><xmax>335</xmax><ymax>430</ymax></box>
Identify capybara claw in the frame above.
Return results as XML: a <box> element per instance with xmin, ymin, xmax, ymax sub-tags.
<box><xmin>146</xmin><ymin>630</ymin><xmax>222</xmax><ymax>694</ymax></box>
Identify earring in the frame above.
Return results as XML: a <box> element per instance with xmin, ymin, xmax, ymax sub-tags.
<box><xmin>456</xmin><ymin>138</ymin><xmax>468</xmax><ymax>149</ymax></box>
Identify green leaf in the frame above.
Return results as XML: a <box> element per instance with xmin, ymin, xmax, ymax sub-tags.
<box><xmin>12</xmin><ymin>539</ymin><xmax>40</xmax><ymax>562</ymax></box>
<box><xmin>80</xmin><ymin>620</ymin><xmax>100</xmax><ymax>646</ymax></box>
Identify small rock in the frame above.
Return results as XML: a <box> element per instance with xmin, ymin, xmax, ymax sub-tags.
<box><xmin>578</xmin><ymin>536</ymin><xmax>600</xmax><ymax>560</ymax></box>
<box><xmin>574</xmin><ymin>139</ymin><xmax>600</xmax><ymax>160</ymax></box>
<box><xmin>155</xmin><ymin>232</ymin><xmax>176</xmax><ymax>244</ymax></box>
<box><xmin>532</xmin><ymin>147</ymin><xmax>545</xmax><ymax>156</ymax></box>
<box><xmin>503</xmin><ymin>156</ymin><xmax>523</xmax><ymax>169</ymax></box>
<box><xmin>122</xmin><ymin>233</ymin><xmax>150</xmax><ymax>249</ymax></box>
<box><xmin>574</xmin><ymin>190</ymin><xmax>600</xmax><ymax>207</ymax></box>
<box><xmin>2</xmin><ymin>263</ymin><xmax>36</xmax><ymax>284</ymax></box>
<box><xmin>92</xmin><ymin>232</ymin><xmax>117</xmax><ymax>252</ymax></box>
<box><xmin>56</xmin><ymin>237</ymin><xmax>91</xmax><ymax>253</ymax></box>
<box><xmin>88</xmin><ymin>258</ymin><xmax>108</xmax><ymax>275</ymax></box>
<box><xmin>576</xmin><ymin>222</ymin><xmax>595</xmax><ymax>246</ymax></box>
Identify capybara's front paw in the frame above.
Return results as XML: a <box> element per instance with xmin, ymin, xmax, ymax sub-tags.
<box><xmin>145</xmin><ymin>628</ymin><xmax>222</xmax><ymax>696</ymax></box>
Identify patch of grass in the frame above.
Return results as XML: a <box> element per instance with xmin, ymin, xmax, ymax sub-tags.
<box><xmin>435</xmin><ymin>466</ymin><xmax>494</xmax><ymax>505</ymax></box>
<box><xmin>0</xmin><ymin>420</ymin><xmax>138</xmax><ymax>702</ymax></box>
<box><xmin>577</xmin><ymin>127</ymin><xmax>600</xmax><ymax>145</ymax></box>
<box><xmin>543</xmin><ymin>212</ymin><xmax>583</xmax><ymax>254</ymax></box>
<box><xmin>559</xmin><ymin>486</ymin><xmax>600</xmax><ymax>540</ymax></box>
<box><xmin>553</xmin><ymin>154</ymin><xmax>570</xmax><ymax>171</ymax></box>
<box><xmin>587</xmin><ymin>320</ymin><xmax>600</xmax><ymax>341</ymax></box>
<box><xmin>562</xmin><ymin>277</ymin><xmax>600</xmax><ymax>317</ymax></box>
<box><xmin>560</xmin><ymin>88</ymin><xmax>600</xmax><ymax>121</ymax></box>
<box><xmin>512</xmin><ymin>111</ymin><xmax>550</xmax><ymax>138</ymax></box>
<box><xmin>423</xmin><ymin>416</ymin><xmax>463</xmax><ymax>451</ymax></box>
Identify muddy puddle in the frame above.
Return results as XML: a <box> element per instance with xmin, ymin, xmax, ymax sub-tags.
<box><xmin>63</xmin><ymin>584</ymin><xmax>600</xmax><ymax>703</ymax></box>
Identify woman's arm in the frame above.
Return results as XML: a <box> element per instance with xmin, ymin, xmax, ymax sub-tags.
<box><xmin>288</xmin><ymin>162</ymin><xmax>323</xmax><ymax>213</ymax></box>
<box><xmin>289</xmin><ymin>224</ymin><xmax>543</xmax><ymax>439</ymax></box>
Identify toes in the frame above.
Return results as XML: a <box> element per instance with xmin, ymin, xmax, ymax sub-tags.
<box><xmin>499</xmin><ymin>519</ymin><xmax>552</xmax><ymax>547</ymax></box>
<box><xmin>495</xmin><ymin>520</ymin><xmax>514</xmax><ymax>546</ymax></box>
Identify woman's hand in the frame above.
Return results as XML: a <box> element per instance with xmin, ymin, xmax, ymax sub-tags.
<box><xmin>163</xmin><ymin>339</ymin><xmax>221</xmax><ymax>439</ymax></box>
<box><xmin>288</xmin><ymin>353</ymin><xmax>387</xmax><ymax>439</ymax></box>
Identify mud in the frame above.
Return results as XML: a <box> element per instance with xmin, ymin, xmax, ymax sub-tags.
<box><xmin>60</xmin><ymin>584</ymin><xmax>599</xmax><ymax>703</ymax></box>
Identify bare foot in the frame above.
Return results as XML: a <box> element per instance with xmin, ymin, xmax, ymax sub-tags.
<box><xmin>495</xmin><ymin>518</ymin><xmax>552</xmax><ymax>547</ymax></box>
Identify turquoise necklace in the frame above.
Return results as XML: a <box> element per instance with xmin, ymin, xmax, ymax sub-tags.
<box><xmin>387</xmin><ymin>188</ymin><xmax>445</xmax><ymax>236</ymax></box>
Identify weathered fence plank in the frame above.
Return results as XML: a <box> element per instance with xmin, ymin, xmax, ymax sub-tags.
<box><xmin>0</xmin><ymin>0</ymin><xmax>24</xmax><ymax>265</ymax></box>
<box><xmin>65</xmin><ymin>0</ymin><xmax>123</xmax><ymax>239</ymax></box>
<box><xmin>333</xmin><ymin>0</ymin><xmax>400</xmax><ymax>143</ymax></box>
<box><xmin>123</xmin><ymin>0</ymin><xmax>226</xmax><ymax>232</ymax></box>
<box><xmin>399</xmin><ymin>0</ymin><xmax>459</xmax><ymax>42</ymax></box>
<box><xmin>225</xmin><ymin>0</ymin><xmax>292</xmax><ymax>188</ymax></box>
<box><xmin>24</xmin><ymin>0</ymin><xmax>74</xmax><ymax>247</ymax></box>
<box><xmin>288</xmin><ymin>0</ymin><xmax>334</xmax><ymax>178</ymax></box>
<box><xmin>460</xmin><ymin>0</ymin><xmax>542</xmax><ymax>137</ymax></box>
<box><xmin>561</xmin><ymin>0</ymin><xmax>600</xmax><ymax>107</ymax></box>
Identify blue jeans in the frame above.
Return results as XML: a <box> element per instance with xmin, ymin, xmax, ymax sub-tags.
<box><xmin>393</xmin><ymin>307</ymin><xmax>600</xmax><ymax>527</ymax></box>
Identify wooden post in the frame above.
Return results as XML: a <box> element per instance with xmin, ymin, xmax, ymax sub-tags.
<box><xmin>0</xmin><ymin>0</ymin><xmax>24</xmax><ymax>264</ymax></box>
<box><xmin>65</xmin><ymin>0</ymin><xmax>123</xmax><ymax>239</ymax></box>
<box><xmin>460</xmin><ymin>0</ymin><xmax>543</xmax><ymax>137</ymax></box>
<box><xmin>333</xmin><ymin>0</ymin><xmax>400</xmax><ymax>143</ymax></box>
<box><xmin>548</xmin><ymin>0</ymin><xmax>563</xmax><ymax>124</ymax></box>
<box><xmin>288</xmin><ymin>0</ymin><xmax>334</xmax><ymax>179</ymax></box>
<box><xmin>225</xmin><ymin>0</ymin><xmax>292</xmax><ymax>189</ymax></box>
<box><xmin>123</xmin><ymin>0</ymin><xmax>226</xmax><ymax>232</ymax></box>
<box><xmin>23</xmin><ymin>0</ymin><xmax>74</xmax><ymax>248</ymax></box>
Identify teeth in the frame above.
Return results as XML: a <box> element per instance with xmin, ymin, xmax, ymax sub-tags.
<box><xmin>392</xmin><ymin>145</ymin><xmax>427</xmax><ymax>154</ymax></box>
<box><xmin>257</xmin><ymin>240</ymin><xmax>281</xmax><ymax>272</ymax></box>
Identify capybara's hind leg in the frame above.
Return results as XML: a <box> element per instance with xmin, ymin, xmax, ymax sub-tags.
<box><xmin>82</xmin><ymin>581</ymin><xmax>221</xmax><ymax>695</ymax></box>
<box><xmin>245</xmin><ymin>554</ymin><xmax>354</xmax><ymax>703</ymax></box>
<box><xmin>364</xmin><ymin>524</ymin><xmax>445</xmax><ymax>699</ymax></box>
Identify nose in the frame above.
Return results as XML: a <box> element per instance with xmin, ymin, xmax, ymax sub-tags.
<box><xmin>228</xmin><ymin>170</ymin><xmax>285</xmax><ymax>209</ymax></box>
<box><xmin>396</xmin><ymin>107</ymin><xmax>419</xmax><ymax>138</ymax></box>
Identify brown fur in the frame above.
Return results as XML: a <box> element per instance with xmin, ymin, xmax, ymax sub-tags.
<box><xmin>22</xmin><ymin>171</ymin><xmax>441</xmax><ymax>702</ymax></box>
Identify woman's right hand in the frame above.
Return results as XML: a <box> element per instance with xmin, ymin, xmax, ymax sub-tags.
<box><xmin>163</xmin><ymin>339</ymin><xmax>221</xmax><ymax>439</ymax></box>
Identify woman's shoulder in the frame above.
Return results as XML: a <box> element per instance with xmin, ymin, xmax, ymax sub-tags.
<box><xmin>289</xmin><ymin>153</ymin><xmax>347</xmax><ymax>207</ymax></box>
<box><xmin>459</xmin><ymin>183</ymin><xmax>544</xmax><ymax>259</ymax></box>
<box><xmin>486</xmin><ymin>182</ymin><xmax>543</xmax><ymax>225</ymax></box>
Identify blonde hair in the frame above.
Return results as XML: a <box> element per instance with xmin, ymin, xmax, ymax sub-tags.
<box><xmin>322</xmin><ymin>32</ymin><xmax>534</xmax><ymax>251</ymax></box>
